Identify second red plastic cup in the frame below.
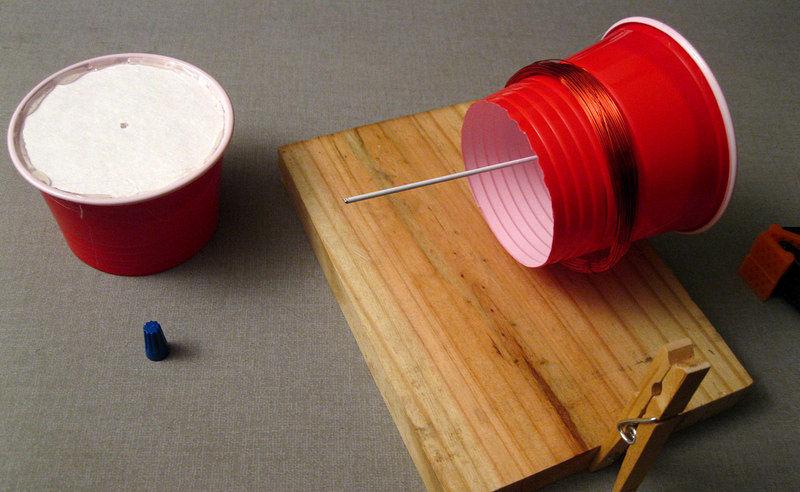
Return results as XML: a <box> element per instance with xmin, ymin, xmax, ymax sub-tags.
<box><xmin>461</xmin><ymin>17</ymin><xmax>736</xmax><ymax>269</ymax></box>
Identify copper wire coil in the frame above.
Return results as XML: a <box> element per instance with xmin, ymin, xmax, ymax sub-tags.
<box><xmin>506</xmin><ymin>60</ymin><xmax>639</xmax><ymax>273</ymax></box>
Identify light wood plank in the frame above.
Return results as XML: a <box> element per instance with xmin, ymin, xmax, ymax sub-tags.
<box><xmin>278</xmin><ymin>103</ymin><xmax>752</xmax><ymax>491</ymax></box>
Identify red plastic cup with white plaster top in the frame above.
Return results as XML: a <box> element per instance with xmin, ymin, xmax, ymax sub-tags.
<box><xmin>8</xmin><ymin>54</ymin><xmax>234</xmax><ymax>275</ymax></box>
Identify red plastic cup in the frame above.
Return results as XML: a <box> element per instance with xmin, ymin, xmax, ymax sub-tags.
<box><xmin>7</xmin><ymin>54</ymin><xmax>234</xmax><ymax>276</ymax></box>
<box><xmin>461</xmin><ymin>17</ymin><xmax>736</xmax><ymax>269</ymax></box>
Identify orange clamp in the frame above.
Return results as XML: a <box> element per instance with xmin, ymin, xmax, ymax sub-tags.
<box><xmin>738</xmin><ymin>225</ymin><xmax>800</xmax><ymax>300</ymax></box>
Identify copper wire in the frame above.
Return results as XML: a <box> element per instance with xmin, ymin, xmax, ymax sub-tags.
<box><xmin>506</xmin><ymin>60</ymin><xmax>639</xmax><ymax>272</ymax></box>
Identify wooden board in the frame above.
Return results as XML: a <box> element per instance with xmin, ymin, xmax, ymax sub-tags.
<box><xmin>277</xmin><ymin>102</ymin><xmax>752</xmax><ymax>491</ymax></box>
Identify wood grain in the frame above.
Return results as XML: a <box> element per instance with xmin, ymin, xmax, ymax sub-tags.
<box><xmin>278</xmin><ymin>102</ymin><xmax>752</xmax><ymax>491</ymax></box>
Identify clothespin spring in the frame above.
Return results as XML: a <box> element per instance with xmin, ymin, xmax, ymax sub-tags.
<box><xmin>617</xmin><ymin>417</ymin><xmax>660</xmax><ymax>445</ymax></box>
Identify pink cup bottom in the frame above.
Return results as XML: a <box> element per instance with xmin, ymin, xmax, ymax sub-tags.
<box><xmin>462</xmin><ymin>101</ymin><xmax>551</xmax><ymax>267</ymax></box>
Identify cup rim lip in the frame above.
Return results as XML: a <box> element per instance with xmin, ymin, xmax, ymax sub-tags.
<box><xmin>7</xmin><ymin>53</ymin><xmax>235</xmax><ymax>206</ymax></box>
<box><xmin>604</xmin><ymin>17</ymin><xmax>737</xmax><ymax>233</ymax></box>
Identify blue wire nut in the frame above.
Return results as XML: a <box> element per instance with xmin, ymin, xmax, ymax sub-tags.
<box><xmin>143</xmin><ymin>321</ymin><xmax>170</xmax><ymax>361</ymax></box>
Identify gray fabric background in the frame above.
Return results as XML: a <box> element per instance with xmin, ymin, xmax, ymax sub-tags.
<box><xmin>1</xmin><ymin>1</ymin><xmax>798</xmax><ymax>490</ymax></box>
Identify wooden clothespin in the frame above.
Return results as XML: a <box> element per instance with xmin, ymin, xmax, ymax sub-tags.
<box><xmin>590</xmin><ymin>338</ymin><xmax>710</xmax><ymax>492</ymax></box>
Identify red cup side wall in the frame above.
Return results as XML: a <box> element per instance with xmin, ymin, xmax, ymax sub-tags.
<box><xmin>487</xmin><ymin>77</ymin><xmax>617</xmax><ymax>264</ymax></box>
<box><xmin>42</xmin><ymin>160</ymin><xmax>222</xmax><ymax>276</ymax></box>
<box><xmin>568</xmin><ymin>23</ymin><xmax>730</xmax><ymax>239</ymax></box>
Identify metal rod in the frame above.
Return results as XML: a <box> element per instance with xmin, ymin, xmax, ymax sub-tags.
<box><xmin>343</xmin><ymin>155</ymin><xmax>538</xmax><ymax>204</ymax></box>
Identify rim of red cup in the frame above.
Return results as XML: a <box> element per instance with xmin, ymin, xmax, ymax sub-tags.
<box><xmin>606</xmin><ymin>17</ymin><xmax>737</xmax><ymax>233</ymax></box>
<box><xmin>7</xmin><ymin>53</ymin><xmax>235</xmax><ymax>206</ymax></box>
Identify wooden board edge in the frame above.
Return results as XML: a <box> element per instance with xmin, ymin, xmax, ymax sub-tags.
<box><xmin>676</xmin><ymin>380</ymin><xmax>752</xmax><ymax>431</ymax></box>
<box><xmin>495</xmin><ymin>449</ymin><xmax>597</xmax><ymax>492</ymax></box>
<box><xmin>278</xmin><ymin>147</ymin><xmax>445</xmax><ymax>491</ymax></box>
